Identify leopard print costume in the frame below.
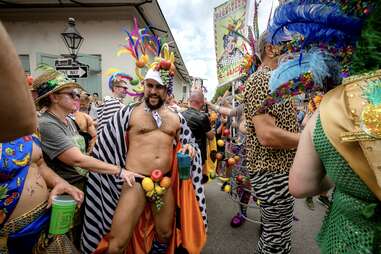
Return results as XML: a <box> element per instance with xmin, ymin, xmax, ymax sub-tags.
<box><xmin>243</xmin><ymin>66</ymin><xmax>299</xmax><ymax>173</ymax></box>
<box><xmin>243</xmin><ymin>66</ymin><xmax>299</xmax><ymax>254</ymax></box>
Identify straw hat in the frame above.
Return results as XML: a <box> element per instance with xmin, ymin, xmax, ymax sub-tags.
<box><xmin>33</xmin><ymin>70</ymin><xmax>82</xmax><ymax>105</ymax></box>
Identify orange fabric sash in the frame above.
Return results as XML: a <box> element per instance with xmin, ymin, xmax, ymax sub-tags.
<box><xmin>93</xmin><ymin>144</ymin><xmax>207</xmax><ymax>254</ymax></box>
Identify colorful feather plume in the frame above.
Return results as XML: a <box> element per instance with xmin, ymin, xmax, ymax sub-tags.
<box><xmin>269</xmin><ymin>50</ymin><xmax>341</xmax><ymax>93</ymax></box>
<box><xmin>268</xmin><ymin>1</ymin><xmax>363</xmax><ymax>47</ymax></box>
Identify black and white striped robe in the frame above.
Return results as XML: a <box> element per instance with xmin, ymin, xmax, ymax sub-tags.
<box><xmin>96</xmin><ymin>96</ymin><xmax>123</xmax><ymax>136</ymax></box>
<box><xmin>81</xmin><ymin>104</ymin><xmax>207</xmax><ymax>254</ymax></box>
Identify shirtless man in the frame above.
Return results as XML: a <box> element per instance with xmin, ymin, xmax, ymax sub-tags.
<box><xmin>82</xmin><ymin>69</ymin><xmax>207</xmax><ymax>254</ymax></box>
<box><xmin>1</xmin><ymin>135</ymin><xmax>83</xmax><ymax>253</ymax></box>
<box><xmin>110</xmin><ymin>71</ymin><xmax>193</xmax><ymax>254</ymax></box>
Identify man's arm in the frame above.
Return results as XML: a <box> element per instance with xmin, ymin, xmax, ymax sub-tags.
<box><xmin>0</xmin><ymin>23</ymin><xmax>36</xmax><ymax>142</ymax></box>
<box><xmin>289</xmin><ymin>112</ymin><xmax>333</xmax><ymax>198</ymax></box>
<box><xmin>252</xmin><ymin>113</ymin><xmax>299</xmax><ymax>149</ymax></box>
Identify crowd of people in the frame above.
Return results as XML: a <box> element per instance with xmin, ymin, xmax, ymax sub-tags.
<box><xmin>0</xmin><ymin>0</ymin><xmax>380</xmax><ymax>253</ymax></box>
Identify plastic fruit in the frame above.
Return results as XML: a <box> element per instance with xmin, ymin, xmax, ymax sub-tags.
<box><xmin>224</xmin><ymin>184</ymin><xmax>231</xmax><ymax>193</ymax></box>
<box><xmin>223</xmin><ymin>129</ymin><xmax>230</xmax><ymax>137</ymax></box>
<box><xmin>155</xmin><ymin>185</ymin><xmax>164</xmax><ymax>195</ymax></box>
<box><xmin>216</xmin><ymin>152</ymin><xmax>223</xmax><ymax>161</ymax></box>
<box><xmin>136</xmin><ymin>60</ymin><xmax>145</xmax><ymax>68</ymax></box>
<box><xmin>227</xmin><ymin>158</ymin><xmax>236</xmax><ymax>166</ymax></box>
<box><xmin>217</xmin><ymin>140</ymin><xmax>224</xmax><ymax>147</ymax></box>
<box><xmin>142</xmin><ymin>177</ymin><xmax>154</xmax><ymax>192</ymax></box>
<box><xmin>151</xmin><ymin>169</ymin><xmax>163</xmax><ymax>182</ymax></box>
<box><xmin>160</xmin><ymin>176</ymin><xmax>171</xmax><ymax>188</ymax></box>
<box><xmin>236</xmin><ymin>175</ymin><xmax>244</xmax><ymax>183</ymax></box>
<box><xmin>233</xmin><ymin>155</ymin><xmax>240</xmax><ymax>162</ymax></box>
<box><xmin>160</xmin><ymin>60</ymin><xmax>171</xmax><ymax>70</ymax></box>
<box><xmin>130</xmin><ymin>79</ymin><xmax>140</xmax><ymax>86</ymax></box>
<box><xmin>141</xmin><ymin>54</ymin><xmax>149</xmax><ymax>64</ymax></box>
<box><xmin>170</xmin><ymin>63</ymin><xmax>176</xmax><ymax>72</ymax></box>
<box><xmin>146</xmin><ymin>190</ymin><xmax>154</xmax><ymax>197</ymax></box>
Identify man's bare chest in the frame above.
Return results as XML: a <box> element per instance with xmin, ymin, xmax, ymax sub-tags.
<box><xmin>129</xmin><ymin>111</ymin><xmax>179</xmax><ymax>137</ymax></box>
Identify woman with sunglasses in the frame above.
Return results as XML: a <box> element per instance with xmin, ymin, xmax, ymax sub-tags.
<box><xmin>33</xmin><ymin>70</ymin><xmax>142</xmax><ymax>249</ymax></box>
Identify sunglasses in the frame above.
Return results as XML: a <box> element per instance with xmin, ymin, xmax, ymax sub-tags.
<box><xmin>56</xmin><ymin>90</ymin><xmax>80</xmax><ymax>100</ymax></box>
<box><xmin>115</xmin><ymin>86</ymin><xmax>129</xmax><ymax>90</ymax></box>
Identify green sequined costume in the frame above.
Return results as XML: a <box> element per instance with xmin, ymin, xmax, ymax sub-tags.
<box><xmin>313</xmin><ymin>115</ymin><xmax>381</xmax><ymax>254</ymax></box>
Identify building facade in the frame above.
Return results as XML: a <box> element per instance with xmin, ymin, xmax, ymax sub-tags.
<box><xmin>0</xmin><ymin>0</ymin><xmax>191</xmax><ymax>101</ymax></box>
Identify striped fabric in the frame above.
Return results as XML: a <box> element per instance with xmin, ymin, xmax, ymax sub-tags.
<box><xmin>81</xmin><ymin>104</ymin><xmax>207</xmax><ymax>254</ymax></box>
<box><xmin>250</xmin><ymin>170</ymin><xmax>294</xmax><ymax>254</ymax></box>
<box><xmin>96</xmin><ymin>96</ymin><xmax>123</xmax><ymax>136</ymax></box>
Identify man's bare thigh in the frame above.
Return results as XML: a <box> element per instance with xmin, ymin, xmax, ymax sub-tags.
<box><xmin>109</xmin><ymin>183</ymin><xmax>147</xmax><ymax>244</ymax></box>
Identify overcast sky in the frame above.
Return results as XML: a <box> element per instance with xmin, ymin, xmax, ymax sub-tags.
<box><xmin>157</xmin><ymin>0</ymin><xmax>279</xmax><ymax>99</ymax></box>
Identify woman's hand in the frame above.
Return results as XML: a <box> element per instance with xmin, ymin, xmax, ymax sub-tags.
<box><xmin>47</xmin><ymin>181</ymin><xmax>84</xmax><ymax>208</ymax></box>
<box><xmin>120</xmin><ymin>169</ymin><xmax>144</xmax><ymax>188</ymax></box>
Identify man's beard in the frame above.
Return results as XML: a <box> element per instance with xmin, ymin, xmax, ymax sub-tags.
<box><xmin>145</xmin><ymin>96</ymin><xmax>164</xmax><ymax>110</ymax></box>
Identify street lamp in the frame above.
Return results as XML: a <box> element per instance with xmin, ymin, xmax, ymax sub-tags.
<box><xmin>61</xmin><ymin>17</ymin><xmax>83</xmax><ymax>61</ymax></box>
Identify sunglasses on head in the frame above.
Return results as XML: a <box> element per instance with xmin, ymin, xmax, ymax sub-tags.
<box><xmin>56</xmin><ymin>90</ymin><xmax>81</xmax><ymax>99</ymax></box>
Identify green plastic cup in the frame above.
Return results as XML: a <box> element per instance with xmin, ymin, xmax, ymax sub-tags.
<box><xmin>48</xmin><ymin>195</ymin><xmax>77</xmax><ymax>235</ymax></box>
<box><xmin>177</xmin><ymin>152</ymin><xmax>192</xmax><ymax>180</ymax></box>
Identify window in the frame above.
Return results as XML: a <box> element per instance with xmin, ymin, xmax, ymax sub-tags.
<box><xmin>19</xmin><ymin>54</ymin><xmax>30</xmax><ymax>73</ymax></box>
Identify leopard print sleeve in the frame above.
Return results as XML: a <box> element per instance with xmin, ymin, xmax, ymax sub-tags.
<box><xmin>244</xmin><ymin>69</ymin><xmax>271</xmax><ymax>119</ymax></box>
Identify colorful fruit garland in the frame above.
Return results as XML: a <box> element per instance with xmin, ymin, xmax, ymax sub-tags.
<box><xmin>141</xmin><ymin>169</ymin><xmax>172</xmax><ymax>211</ymax></box>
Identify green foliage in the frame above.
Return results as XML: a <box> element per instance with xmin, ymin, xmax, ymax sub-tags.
<box><xmin>350</xmin><ymin>2</ymin><xmax>381</xmax><ymax>75</ymax></box>
<box><xmin>212</xmin><ymin>83</ymin><xmax>231</xmax><ymax>102</ymax></box>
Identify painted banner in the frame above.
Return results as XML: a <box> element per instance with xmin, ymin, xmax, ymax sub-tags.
<box><xmin>214</xmin><ymin>0</ymin><xmax>247</xmax><ymax>86</ymax></box>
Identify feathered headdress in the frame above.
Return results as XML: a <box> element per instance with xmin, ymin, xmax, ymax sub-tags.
<box><xmin>116</xmin><ymin>17</ymin><xmax>176</xmax><ymax>96</ymax></box>
<box><xmin>268</xmin><ymin>1</ymin><xmax>363</xmax><ymax>46</ymax></box>
<box><xmin>254</xmin><ymin>0</ymin><xmax>378</xmax><ymax>113</ymax></box>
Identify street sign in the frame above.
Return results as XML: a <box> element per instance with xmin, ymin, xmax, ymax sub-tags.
<box><xmin>55</xmin><ymin>58</ymin><xmax>73</xmax><ymax>67</ymax></box>
<box><xmin>55</xmin><ymin>65</ymin><xmax>88</xmax><ymax>79</ymax></box>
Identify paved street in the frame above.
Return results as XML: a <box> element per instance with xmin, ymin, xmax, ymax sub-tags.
<box><xmin>202</xmin><ymin>179</ymin><xmax>327</xmax><ymax>254</ymax></box>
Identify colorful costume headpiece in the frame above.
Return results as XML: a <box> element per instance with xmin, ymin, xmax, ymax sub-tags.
<box><xmin>255</xmin><ymin>0</ymin><xmax>378</xmax><ymax>113</ymax></box>
<box><xmin>114</xmin><ymin>17</ymin><xmax>176</xmax><ymax>96</ymax></box>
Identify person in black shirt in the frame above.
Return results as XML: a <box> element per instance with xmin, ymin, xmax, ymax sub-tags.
<box><xmin>181</xmin><ymin>91</ymin><xmax>215</xmax><ymax>183</ymax></box>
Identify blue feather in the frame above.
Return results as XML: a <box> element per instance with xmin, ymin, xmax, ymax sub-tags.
<box><xmin>268</xmin><ymin>2</ymin><xmax>363</xmax><ymax>46</ymax></box>
<box><xmin>269</xmin><ymin>50</ymin><xmax>340</xmax><ymax>92</ymax></box>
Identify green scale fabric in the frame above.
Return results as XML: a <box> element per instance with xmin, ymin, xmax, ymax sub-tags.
<box><xmin>313</xmin><ymin>115</ymin><xmax>381</xmax><ymax>254</ymax></box>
